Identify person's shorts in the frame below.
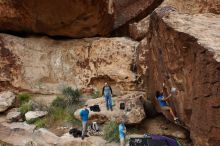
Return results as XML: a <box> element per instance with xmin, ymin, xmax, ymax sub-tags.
<box><xmin>82</xmin><ymin>121</ymin><xmax>87</xmax><ymax>125</ymax></box>
<box><xmin>120</xmin><ymin>138</ymin><xmax>125</xmax><ymax>142</ymax></box>
<box><xmin>120</xmin><ymin>136</ymin><xmax>125</xmax><ymax>140</ymax></box>
<box><xmin>161</xmin><ymin>106</ymin><xmax>170</xmax><ymax>111</ymax></box>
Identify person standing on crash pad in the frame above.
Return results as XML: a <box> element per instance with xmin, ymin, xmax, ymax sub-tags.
<box><xmin>102</xmin><ymin>82</ymin><xmax>113</xmax><ymax>111</ymax></box>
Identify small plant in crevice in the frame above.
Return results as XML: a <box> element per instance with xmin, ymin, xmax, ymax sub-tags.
<box><xmin>103</xmin><ymin>121</ymin><xmax>120</xmax><ymax>143</ymax></box>
<box><xmin>62</xmin><ymin>87</ymin><xmax>81</xmax><ymax>105</ymax></box>
<box><xmin>19</xmin><ymin>102</ymin><xmax>33</xmax><ymax>116</ymax></box>
<box><xmin>67</xmin><ymin>100</ymin><xmax>84</xmax><ymax>111</ymax></box>
<box><xmin>51</xmin><ymin>96</ymin><xmax>66</xmax><ymax>109</ymax></box>
<box><xmin>18</xmin><ymin>93</ymin><xmax>31</xmax><ymax>105</ymax></box>
<box><xmin>45</xmin><ymin>105</ymin><xmax>80</xmax><ymax>128</ymax></box>
<box><xmin>34</xmin><ymin>118</ymin><xmax>46</xmax><ymax>129</ymax></box>
<box><xmin>26</xmin><ymin>117</ymin><xmax>40</xmax><ymax>125</ymax></box>
<box><xmin>40</xmin><ymin>88</ymin><xmax>84</xmax><ymax>129</ymax></box>
<box><xmin>47</xmin><ymin>106</ymin><xmax>66</xmax><ymax>122</ymax></box>
<box><xmin>64</xmin><ymin>112</ymin><xmax>81</xmax><ymax>126</ymax></box>
<box><xmin>43</xmin><ymin>95</ymin><xmax>83</xmax><ymax>129</ymax></box>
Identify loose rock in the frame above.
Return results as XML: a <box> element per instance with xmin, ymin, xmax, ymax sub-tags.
<box><xmin>0</xmin><ymin>91</ymin><xmax>15</xmax><ymax>112</ymax></box>
<box><xmin>25</xmin><ymin>111</ymin><xmax>48</xmax><ymax>121</ymax></box>
<box><xmin>6</xmin><ymin>108</ymin><xmax>22</xmax><ymax>123</ymax></box>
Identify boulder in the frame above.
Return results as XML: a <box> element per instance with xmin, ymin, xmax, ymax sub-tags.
<box><xmin>0</xmin><ymin>0</ymin><xmax>113</xmax><ymax>38</ymax></box>
<box><xmin>0</xmin><ymin>122</ymin><xmax>116</xmax><ymax>146</ymax></box>
<box><xmin>6</xmin><ymin>108</ymin><xmax>22</xmax><ymax>122</ymax></box>
<box><xmin>0</xmin><ymin>91</ymin><xmax>15</xmax><ymax>112</ymax></box>
<box><xmin>59</xmin><ymin>133</ymin><xmax>116</xmax><ymax>146</ymax></box>
<box><xmin>143</xmin><ymin>115</ymin><xmax>187</xmax><ymax>139</ymax></box>
<box><xmin>74</xmin><ymin>92</ymin><xmax>146</xmax><ymax>124</ymax></box>
<box><xmin>145</xmin><ymin>4</ymin><xmax>220</xmax><ymax>146</ymax></box>
<box><xmin>161</xmin><ymin>0</ymin><xmax>220</xmax><ymax>14</ymax></box>
<box><xmin>32</xmin><ymin>128</ymin><xmax>59</xmax><ymax>145</ymax></box>
<box><xmin>129</xmin><ymin>0</ymin><xmax>220</xmax><ymax>40</ymax></box>
<box><xmin>0</xmin><ymin>0</ymin><xmax>160</xmax><ymax>38</ymax></box>
<box><xmin>25</xmin><ymin>111</ymin><xmax>48</xmax><ymax>121</ymax></box>
<box><xmin>0</xmin><ymin>34</ymin><xmax>148</xmax><ymax>95</ymax></box>
<box><xmin>0</xmin><ymin>122</ymin><xmax>36</xmax><ymax>145</ymax></box>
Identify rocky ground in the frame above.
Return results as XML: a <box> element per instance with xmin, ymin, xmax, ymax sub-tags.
<box><xmin>0</xmin><ymin>0</ymin><xmax>219</xmax><ymax>146</ymax></box>
<box><xmin>0</xmin><ymin>90</ymin><xmax>192</xmax><ymax>146</ymax></box>
<box><xmin>74</xmin><ymin>92</ymin><xmax>146</xmax><ymax>124</ymax></box>
<box><xmin>136</xmin><ymin>116</ymin><xmax>192</xmax><ymax>146</ymax></box>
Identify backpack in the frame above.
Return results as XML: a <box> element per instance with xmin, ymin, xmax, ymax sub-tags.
<box><xmin>69</xmin><ymin>128</ymin><xmax>82</xmax><ymax>138</ymax></box>
<box><xmin>90</xmin><ymin>105</ymin><xmax>100</xmax><ymax>112</ymax></box>
<box><xmin>91</xmin><ymin>122</ymin><xmax>99</xmax><ymax>131</ymax></box>
<box><xmin>120</xmin><ymin>102</ymin><xmax>125</xmax><ymax>110</ymax></box>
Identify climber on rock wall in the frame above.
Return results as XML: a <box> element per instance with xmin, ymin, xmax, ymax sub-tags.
<box><xmin>155</xmin><ymin>87</ymin><xmax>179</xmax><ymax>122</ymax></box>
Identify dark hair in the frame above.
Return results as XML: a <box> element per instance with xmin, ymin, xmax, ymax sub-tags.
<box><xmin>155</xmin><ymin>91</ymin><xmax>161</xmax><ymax>98</ymax></box>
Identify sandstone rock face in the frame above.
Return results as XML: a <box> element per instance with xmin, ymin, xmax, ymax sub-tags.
<box><xmin>0</xmin><ymin>122</ymin><xmax>115</xmax><ymax>146</ymax></box>
<box><xmin>0</xmin><ymin>0</ymin><xmax>160</xmax><ymax>38</ymax></box>
<box><xmin>25</xmin><ymin>111</ymin><xmax>48</xmax><ymax>121</ymax></box>
<box><xmin>113</xmin><ymin>0</ymin><xmax>158</xmax><ymax>28</ymax></box>
<box><xmin>0</xmin><ymin>34</ymin><xmax>148</xmax><ymax>95</ymax></box>
<box><xmin>0</xmin><ymin>122</ymin><xmax>36</xmax><ymax>145</ymax></box>
<box><xmin>145</xmin><ymin>6</ymin><xmax>220</xmax><ymax>146</ymax></box>
<box><xmin>0</xmin><ymin>0</ymin><xmax>113</xmax><ymax>38</ymax></box>
<box><xmin>74</xmin><ymin>92</ymin><xmax>146</xmax><ymax>124</ymax></box>
<box><xmin>0</xmin><ymin>91</ymin><xmax>15</xmax><ymax>112</ymax></box>
<box><xmin>162</xmin><ymin>0</ymin><xmax>220</xmax><ymax>14</ymax></box>
<box><xmin>129</xmin><ymin>16</ymin><xmax>150</xmax><ymax>40</ymax></box>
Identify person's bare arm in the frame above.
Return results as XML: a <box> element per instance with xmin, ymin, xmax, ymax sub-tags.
<box><xmin>164</xmin><ymin>94</ymin><xmax>171</xmax><ymax>101</ymax></box>
<box><xmin>124</xmin><ymin>127</ymin><xmax>127</xmax><ymax>134</ymax></box>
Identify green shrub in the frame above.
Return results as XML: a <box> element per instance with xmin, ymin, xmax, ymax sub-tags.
<box><xmin>46</xmin><ymin>104</ymin><xmax>82</xmax><ymax>126</ymax></box>
<box><xmin>65</xmin><ymin>105</ymin><xmax>77</xmax><ymax>115</ymax></box>
<box><xmin>92</xmin><ymin>90</ymin><xmax>101</xmax><ymax>99</ymax></box>
<box><xmin>51</xmin><ymin>96</ymin><xmax>66</xmax><ymax>109</ymax></box>
<box><xmin>34</xmin><ymin>118</ymin><xmax>46</xmax><ymax>129</ymax></box>
<box><xmin>103</xmin><ymin>121</ymin><xmax>119</xmax><ymax>143</ymax></box>
<box><xmin>65</xmin><ymin>113</ymin><xmax>81</xmax><ymax>126</ymax></box>
<box><xmin>44</xmin><ymin>91</ymin><xmax>84</xmax><ymax>128</ymax></box>
<box><xmin>18</xmin><ymin>93</ymin><xmax>31</xmax><ymax>105</ymax></box>
<box><xmin>65</xmin><ymin>103</ymin><xmax>83</xmax><ymax>126</ymax></box>
<box><xmin>48</xmin><ymin>106</ymin><xmax>66</xmax><ymax>121</ymax></box>
<box><xmin>19</xmin><ymin>102</ymin><xmax>33</xmax><ymax>116</ymax></box>
<box><xmin>26</xmin><ymin>118</ymin><xmax>38</xmax><ymax>124</ymax></box>
<box><xmin>62</xmin><ymin>87</ymin><xmax>81</xmax><ymax>105</ymax></box>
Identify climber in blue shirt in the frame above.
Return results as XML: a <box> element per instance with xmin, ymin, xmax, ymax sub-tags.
<box><xmin>156</xmin><ymin>89</ymin><xmax>178</xmax><ymax>122</ymax></box>
<box><xmin>102</xmin><ymin>82</ymin><xmax>113</xmax><ymax>111</ymax></box>
<box><xmin>80</xmin><ymin>104</ymin><xmax>89</xmax><ymax>140</ymax></box>
<box><xmin>119</xmin><ymin>120</ymin><xmax>126</xmax><ymax>146</ymax></box>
